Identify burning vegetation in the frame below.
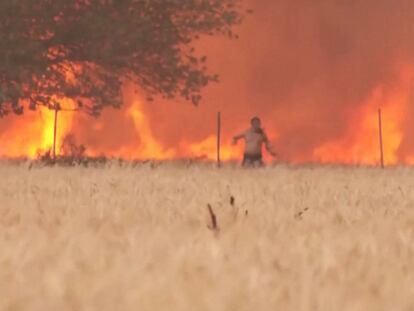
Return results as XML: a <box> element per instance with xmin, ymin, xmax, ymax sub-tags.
<box><xmin>2</xmin><ymin>1</ymin><xmax>414</xmax><ymax>165</ymax></box>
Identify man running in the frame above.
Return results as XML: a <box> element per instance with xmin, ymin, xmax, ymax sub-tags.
<box><xmin>232</xmin><ymin>117</ymin><xmax>277</xmax><ymax>166</ymax></box>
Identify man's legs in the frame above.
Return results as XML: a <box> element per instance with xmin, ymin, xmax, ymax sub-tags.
<box><xmin>242</xmin><ymin>154</ymin><xmax>250</xmax><ymax>167</ymax></box>
<box><xmin>242</xmin><ymin>154</ymin><xmax>263</xmax><ymax>167</ymax></box>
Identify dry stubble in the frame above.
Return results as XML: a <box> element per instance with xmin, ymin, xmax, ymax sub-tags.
<box><xmin>1</xmin><ymin>162</ymin><xmax>414</xmax><ymax>311</ymax></box>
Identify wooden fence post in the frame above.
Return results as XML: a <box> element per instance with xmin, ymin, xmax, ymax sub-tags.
<box><xmin>217</xmin><ymin>112</ymin><xmax>221</xmax><ymax>167</ymax></box>
<box><xmin>378</xmin><ymin>109</ymin><xmax>384</xmax><ymax>169</ymax></box>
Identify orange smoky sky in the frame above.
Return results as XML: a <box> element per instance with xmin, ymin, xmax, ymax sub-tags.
<box><xmin>3</xmin><ymin>0</ymin><xmax>414</xmax><ymax>164</ymax></box>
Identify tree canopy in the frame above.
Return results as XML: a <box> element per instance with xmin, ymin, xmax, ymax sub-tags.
<box><xmin>0</xmin><ymin>0</ymin><xmax>243</xmax><ymax>117</ymax></box>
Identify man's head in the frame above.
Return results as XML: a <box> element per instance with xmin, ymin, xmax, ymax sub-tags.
<box><xmin>251</xmin><ymin>116</ymin><xmax>262</xmax><ymax>130</ymax></box>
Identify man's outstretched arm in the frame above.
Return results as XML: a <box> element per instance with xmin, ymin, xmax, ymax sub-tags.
<box><xmin>232</xmin><ymin>132</ymin><xmax>245</xmax><ymax>144</ymax></box>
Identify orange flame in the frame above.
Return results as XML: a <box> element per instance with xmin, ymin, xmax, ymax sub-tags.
<box><xmin>313</xmin><ymin>66</ymin><xmax>412</xmax><ymax>165</ymax></box>
<box><xmin>121</xmin><ymin>98</ymin><xmax>176</xmax><ymax>160</ymax></box>
<box><xmin>181</xmin><ymin>135</ymin><xmax>242</xmax><ymax>161</ymax></box>
<box><xmin>0</xmin><ymin>99</ymin><xmax>74</xmax><ymax>158</ymax></box>
<box><xmin>1</xmin><ymin>67</ymin><xmax>413</xmax><ymax>165</ymax></box>
<box><xmin>82</xmin><ymin>94</ymin><xmax>242</xmax><ymax>161</ymax></box>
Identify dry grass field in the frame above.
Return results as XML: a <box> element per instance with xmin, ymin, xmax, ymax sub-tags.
<box><xmin>1</xmin><ymin>162</ymin><xmax>414</xmax><ymax>311</ymax></box>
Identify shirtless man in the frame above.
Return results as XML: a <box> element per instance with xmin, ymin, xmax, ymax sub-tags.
<box><xmin>232</xmin><ymin>117</ymin><xmax>277</xmax><ymax>166</ymax></box>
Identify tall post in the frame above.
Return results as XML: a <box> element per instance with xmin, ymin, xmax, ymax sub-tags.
<box><xmin>53</xmin><ymin>105</ymin><xmax>58</xmax><ymax>161</ymax></box>
<box><xmin>217</xmin><ymin>111</ymin><xmax>221</xmax><ymax>168</ymax></box>
<box><xmin>378</xmin><ymin>108</ymin><xmax>384</xmax><ymax>169</ymax></box>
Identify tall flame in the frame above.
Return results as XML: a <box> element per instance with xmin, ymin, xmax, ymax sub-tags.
<box><xmin>0</xmin><ymin>68</ymin><xmax>413</xmax><ymax>165</ymax></box>
<box><xmin>313</xmin><ymin>67</ymin><xmax>412</xmax><ymax>165</ymax></box>
<box><xmin>123</xmin><ymin>98</ymin><xmax>176</xmax><ymax>160</ymax></box>
<box><xmin>81</xmin><ymin>93</ymin><xmax>243</xmax><ymax>161</ymax></box>
<box><xmin>4</xmin><ymin>0</ymin><xmax>414</xmax><ymax>165</ymax></box>
<box><xmin>0</xmin><ymin>99</ymin><xmax>74</xmax><ymax>158</ymax></box>
<box><xmin>0</xmin><ymin>68</ymin><xmax>414</xmax><ymax>165</ymax></box>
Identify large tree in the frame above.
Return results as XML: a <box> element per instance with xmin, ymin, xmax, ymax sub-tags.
<box><xmin>0</xmin><ymin>0</ymin><xmax>243</xmax><ymax>117</ymax></box>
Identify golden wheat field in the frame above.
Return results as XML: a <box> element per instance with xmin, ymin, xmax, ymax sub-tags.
<box><xmin>1</xmin><ymin>161</ymin><xmax>414</xmax><ymax>311</ymax></box>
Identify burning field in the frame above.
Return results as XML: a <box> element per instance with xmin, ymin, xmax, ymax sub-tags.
<box><xmin>1</xmin><ymin>162</ymin><xmax>414</xmax><ymax>310</ymax></box>
<box><xmin>3</xmin><ymin>1</ymin><xmax>414</xmax><ymax>309</ymax></box>
<box><xmin>3</xmin><ymin>1</ymin><xmax>414</xmax><ymax>165</ymax></box>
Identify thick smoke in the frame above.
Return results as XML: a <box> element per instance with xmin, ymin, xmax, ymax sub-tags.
<box><xmin>139</xmin><ymin>0</ymin><xmax>414</xmax><ymax>161</ymax></box>
<box><xmin>4</xmin><ymin>0</ymin><xmax>414</xmax><ymax>162</ymax></box>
